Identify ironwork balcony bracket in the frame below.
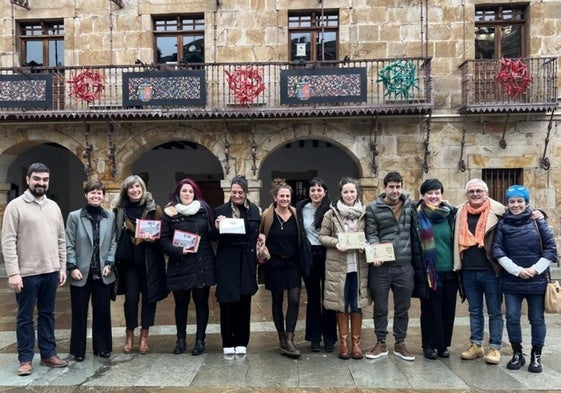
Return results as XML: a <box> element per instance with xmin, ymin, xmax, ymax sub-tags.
<box><xmin>499</xmin><ymin>113</ymin><xmax>510</xmax><ymax>149</ymax></box>
<box><xmin>110</xmin><ymin>0</ymin><xmax>123</xmax><ymax>8</ymax></box>
<box><xmin>10</xmin><ymin>0</ymin><xmax>30</xmax><ymax>9</ymax></box>
<box><xmin>107</xmin><ymin>122</ymin><xmax>117</xmax><ymax>177</ymax></box>
<box><xmin>223</xmin><ymin>120</ymin><xmax>231</xmax><ymax>175</ymax></box>
<box><xmin>82</xmin><ymin>122</ymin><xmax>93</xmax><ymax>176</ymax></box>
<box><xmin>422</xmin><ymin>110</ymin><xmax>432</xmax><ymax>173</ymax></box>
<box><xmin>251</xmin><ymin>120</ymin><xmax>258</xmax><ymax>176</ymax></box>
<box><xmin>540</xmin><ymin>108</ymin><xmax>556</xmax><ymax>170</ymax></box>
<box><xmin>370</xmin><ymin>115</ymin><xmax>379</xmax><ymax>175</ymax></box>
<box><xmin>458</xmin><ymin>115</ymin><xmax>467</xmax><ymax>172</ymax></box>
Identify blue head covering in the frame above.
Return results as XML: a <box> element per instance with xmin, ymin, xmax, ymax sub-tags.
<box><xmin>505</xmin><ymin>185</ymin><xmax>530</xmax><ymax>203</ymax></box>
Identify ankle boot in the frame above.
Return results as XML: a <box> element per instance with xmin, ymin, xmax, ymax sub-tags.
<box><xmin>123</xmin><ymin>328</ymin><xmax>134</xmax><ymax>353</ymax></box>
<box><xmin>191</xmin><ymin>333</ymin><xmax>205</xmax><ymax>356</ymax></box>
<box><xmin>173</xmin><ymin>333</ymin><xmax>186</xmax><ymax>354</ymax></box>
<box><xmin>337</xmin><ymin>312</ymin><xmax>350</xmax><ymax>360</ymax></box>
<box><xmin>278</xmin><ymin>331</ymin><xmax>289</xmax><ymax>353</ymax></box>
<box><xmin>528</xmin><ymin>345</ymin><xmax>543</xmax><ymax>373</ymax></box>
<box><xmin>139</xmin><ymin>328</ymin><xmax>150</xmax><ymax>354</ymax></box>
<box><xmin>350</xmin><ymin>313</ymin><xmax>363</xmax><ymax>360</ymax></box>
<box><xmin>507</xmin><ymin>342</ymin><xmax>525</xmax><ymax>370</ymax></box>
<box><xmin>284</xmin><ymin>332</ymin><xmax>301</xmax><ymax>358</ymax></box>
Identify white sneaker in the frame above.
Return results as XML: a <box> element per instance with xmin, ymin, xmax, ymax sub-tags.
<box><xmin>223</xmin><ymin>347</ymin><xmax>235</xmax><ymax>355</ymax></box>
<box><xmin>235</xmin><ymin>346</ymin><xmax>247</xmax><ymax>355</ymax></box>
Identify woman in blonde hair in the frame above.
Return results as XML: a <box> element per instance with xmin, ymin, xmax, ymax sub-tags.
<box><xmin>259</xmin><ymin>179</ymin><xmax>302</xmax><ymax>358</ymax></box>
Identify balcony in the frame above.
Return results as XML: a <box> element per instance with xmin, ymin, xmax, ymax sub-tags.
<box><xmin>0</xmin><ymin>57</ymin><xmax>432</xmax><ymax>122</ymax></box>
<box><xmin>459</xmin><ymin>57</ymin><xmax>558</xmax><ymax>114</ymax></box>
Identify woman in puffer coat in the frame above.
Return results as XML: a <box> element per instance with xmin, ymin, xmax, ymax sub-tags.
<box><xmin>319</xmin><ymin>177</ymin><xmax>371</xmax><ymax>360</ymax></box>
<box><xmin>160</xmin><ymin>178</ymin><xmax>216</xmax><ymax>356</ymax></box>
<box><xmin>491</xmin><ymin>185</ymin><xmax>557</xmax><ymax>374</ymax></box>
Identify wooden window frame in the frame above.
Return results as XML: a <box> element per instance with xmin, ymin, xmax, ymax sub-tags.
<box><xmin>288</xmin><ymin>10</ymin><xmax>339</xmax><ymax>62</ymax></box>
<box><xmin>153</xmin><ymin>14</ymin><xmax>205</xmax><ymax>65</ymax></box>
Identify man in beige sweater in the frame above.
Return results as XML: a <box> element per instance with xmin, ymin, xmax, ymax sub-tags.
<box><xmin>1</xmin><ymin>163</ymin><xmax>68</xmax><ymax>376</ymax></box>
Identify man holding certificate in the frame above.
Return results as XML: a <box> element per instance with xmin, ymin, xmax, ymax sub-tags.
<box><xmin>364</xmin><ymin>172</ymin><xmax>426</xmax><ymax>362</ymax></box>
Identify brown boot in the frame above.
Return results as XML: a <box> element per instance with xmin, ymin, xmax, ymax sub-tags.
<box><xmin>123</xmin><ymin>328</ymin><xmax>134</xmax><ymax>354</ymax></box>
<box><xmin>337</xmin><ymin>312</ymin><xmax>350</xmax><ymax>360</ymax></box>
<box><xmin>350</xmin><ymin>313</ymin><xmax>363</xmax><ymax>359</ymax></box>
<box><xmin>139</xmin><ymin>328</ymin><xmax>149</xmax><ymax>354</ymax></box>
<box><xmin>284</xmin><ymin>332</ymin><xmax>301</xmax><ymax>358</ymax></box>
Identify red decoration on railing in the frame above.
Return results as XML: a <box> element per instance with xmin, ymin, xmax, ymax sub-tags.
<box><xmin>68</xmin><ymin>69</ymin><xmax>105</xmax><ymax>103</ymax></box>
<box><xmin>497</xmin><ymin>58</ymin><xmax>532</xmax><ymax>98</ymax></box>
<box><xmin>224</xmin><ymin>66</ymin><xmax>265</xmax><ymax>105</ymax></box>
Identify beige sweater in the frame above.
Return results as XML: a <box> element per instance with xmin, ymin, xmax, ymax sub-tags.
<box><xmin>1</xmin><ymin>190</ymin><xmax>66</xmax><ymax>277</ymax></box>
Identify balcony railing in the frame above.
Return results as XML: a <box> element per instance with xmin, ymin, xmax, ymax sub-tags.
<box><xmin>460</xmin><ymin>57</ymin><xmax>558</xmax><ymax>113</ymax></box>
<box><xmin>0</xmin><ymin>57</ymin><xmax>432</xmax><ymax>121</ymax></box>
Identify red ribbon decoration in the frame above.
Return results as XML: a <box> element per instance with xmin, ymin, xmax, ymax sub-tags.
<box><xmin>68</xmin><ymin>68</ymin><xmax>105</xmax><ymax>103</ymax></box>
<box><xmin>497</xmin><ymin>58</ymin><xmax>532</xmax><ymax>98</ymax></box>
<box><xmin>224</xmin><ymin>66</ymin><xmax>265</xmax><ymax>105</ymax></box>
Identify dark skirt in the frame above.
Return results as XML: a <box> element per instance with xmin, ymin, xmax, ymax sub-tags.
<box><xmin>264</xmin><ymin>255</ymin><xmax>301</xmax><ymax>291</ymax></box>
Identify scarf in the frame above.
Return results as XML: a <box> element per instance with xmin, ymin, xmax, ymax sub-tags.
<box><xmin>176</xmin><ymin>200</ymin><xmax>201</xmax><ymax>216</ymax></box>
<box><xmin>458</xmin><ymin>199</ymin><xmax>490</xmax><ymax>255</ymax></box>
<box><xmin>336</xmin><ymin>200</ymin><xmax>363</xmax><ymax>273</ymax></box>
<box><xmin>418</xmin><ymin>202</ymin><xmax>450</xmax><ymax>291</ymax></box>
<box><xmin>230</xmin><ymin>199</ymin><xmax>249</xmax><ymax>219</ymax></box>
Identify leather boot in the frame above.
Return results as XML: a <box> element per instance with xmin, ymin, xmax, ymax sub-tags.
<box><xmin>284</xmin><ymin>332</ymin><xmax>301</xmax><ymax>358</ymax></box>
<box><xmin>528</xmin><ymin>345</ymin><xmax>543</xmax><ymax>373</ymax></box>
<box><xmin>123</xmin><ymin>328</ymin><xmax>134</xmax><ymax>354</ymax></box>
<box><xmin>350</xmin><ymin>313</ymin><xmax>363</xmax><ymax>359</ymax></box>
<box><xmin>173</xmin><ymin>332</ymin><xmax>186</xmax><ymax>354</ymax></box>
<box><xmin>139</xmin><ymin>328</ymin><xmax>150</xmax><ymax>355</ymax></box>
<box><xmin>337</xmin><ymin>312</ymin><xmax>350</xmax><ymax>360</ymax></box>
<box><xmin>278</xmin><ymin>331</ymin><xmax>289</xmax><ymax>353</ymax></box>
<box><xmin>191</xmin><ymin>333</ymin><xmax>206</xmax><ymax>356</ymax></box>
<box><xmin>507</xmin><ymin>342</ymin><xmax>525</xmax><ymax>370</ymax></box>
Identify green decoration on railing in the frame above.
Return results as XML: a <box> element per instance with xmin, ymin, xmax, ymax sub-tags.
<box><xmin>377</xmin><ymin>60</ymin><xmax>419</xmax><ymax>100</ymax></box>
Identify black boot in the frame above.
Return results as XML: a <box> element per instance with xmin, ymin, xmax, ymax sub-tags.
<box><xmin>528</xmin><ymin>345</ymin><xmax>543</xmax><ymax>373</ymax></box>
<box><xmin>173</xmin><ymin>337</ymin><xmax>186</xmax><ymax>354</ymax></box>
<box><xmin>507</xmin><ymin>342</ymin><xmax>525</xmax><ymax>370</ymax></box>
<box><xmin>191</xmin><ymin>334</ymin><xmax>205</xmax><ymax>356</ymax></box>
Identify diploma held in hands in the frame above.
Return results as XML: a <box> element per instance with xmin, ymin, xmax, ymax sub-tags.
<box><xmin>172</xmin><ymin>230</ymin><xmax>200</xmax><ymax>252</ymax></box>
<box><xmin>135</xmin><ymin>219</ymin><xmax>161</xmax><ymax>239</ymax></box>
<box><xmin>337</xmin><ymin>231</ymin><xmax>366</xmax><ymax>250</ymax></box>
<box><xmin>365</xmin><ymin>243</ymin><xmax>396</xmax><ymax>263</ymax></box>
<box><xmin>219</xmin><ymin>218</ymin><xmax>246</xmax><ymax>234</ymax></box>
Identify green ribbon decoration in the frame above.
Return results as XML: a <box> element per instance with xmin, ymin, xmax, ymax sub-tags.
<box><xmin>377</xmin><ymin>60</ymin><xmax>419</xmax><ymax>100</ymax></box>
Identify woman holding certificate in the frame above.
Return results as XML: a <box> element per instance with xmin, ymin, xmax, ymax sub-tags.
<box><xmin>160</xmin><ymin>178</ymin><xmax>216</xmax><ymax>356</ymax></box>
<box><xmin>319</xmin><ymin>177</ymin><xmax>370</xmax><ymax>360</ymax></box>
<box><xmin>214</xmin><ymin>176</ymin><xmax>261</xmax><ymax>356</ymax></box>
<box><xmin>114</xmin><ymin>175</ymin><xmax>167</xmax><ymax>355</ymax></box>
<box><xmin>260</xmin><ymin>179</ymin><xmax>302</xmax><ymax>358</ymax></box>
<box><xmin>296</xmin><ymin>177</ymin><xmax>337</xmax><ymax>353</ymax></box>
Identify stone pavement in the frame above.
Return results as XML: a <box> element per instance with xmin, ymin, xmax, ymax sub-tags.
<box><xmin>0</xmin><ymin>278</ymin><xmax>559</xmax><ymax>393</ymax></box>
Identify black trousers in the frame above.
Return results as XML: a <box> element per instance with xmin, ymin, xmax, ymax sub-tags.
<box><xmin>122</xmin><ymin>262</ymin><xmax>157</xmax><ymax>329</ymax></box>
<box><xmin>70</xmin><ymin>274</ymin><xmax>112</xmax><ymax>356</ymax></box>
<box><xmin>304</xmin><ymin>246</ymin><xmax>337</xmax><ymax>344</ymax></box>
<box><xmin>173</xmin><ymin>287</ymin><xmax>210</xmax><ymax>340</ymax></box>
<box><xmin>420</xmin><ymin>271</ymin><xmax>459</xmax><ymax>350</ymax></box>
<box><xmin>220</xmin><ymin>295</ymin><xmax>252</xmax><ymax>348</ymax></box>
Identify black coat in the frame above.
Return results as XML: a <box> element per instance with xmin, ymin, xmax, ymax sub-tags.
<box><xmin>214</xmin><ymin>201</ymin><xmax>261</xmax><ymax>302</ymax></box>
<box><xmin>160</xmin><ymin>205</ymin><xmax>216</xmax><ymax>291</ymax></box>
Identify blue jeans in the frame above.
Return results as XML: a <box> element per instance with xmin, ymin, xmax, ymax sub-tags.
<box><xmin>16</xmin><ymin>272</ymin><xmax>59</xmax><ymax>362</ymax></box>
<box><xmin>505</xmin><ymin>293</ymin><xmax>546</xmax><ymax>346</ymax></box>
<box><xmin>462</xmin><ymin>270</ymin><xmax>504</xmax><ymax>349</ymax></box>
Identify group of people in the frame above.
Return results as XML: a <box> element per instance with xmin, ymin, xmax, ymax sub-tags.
<box><xmin>1</xmin><ymin>163</ymin><xmax>556</xmax><ymax>377</ymax></box>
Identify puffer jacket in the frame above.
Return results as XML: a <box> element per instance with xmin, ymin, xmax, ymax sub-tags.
<box><xmin>160</xmin><ymin>205</ymin><xmax>216</xmax><ymax>292</ymax></box>
<box><xmin>365</xmin><ymin>193</ymin><xmax>427</xmax><ymax>299</ymax></box>
<box><xmin>492</xmin><ymin>208</ymin><xmax>557</xmax><ymax>294</ymax></box>
<box><xmin>319</xmin><ymin>202</ymin><xmax>372</xmax><ymax>312</ymax></box>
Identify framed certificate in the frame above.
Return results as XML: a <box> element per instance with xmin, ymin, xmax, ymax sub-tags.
<box><xmin>135</xmin><ymin>219</ymin><xmax>161</xmax><ymax>239</ymax></box>
<box><xmin>219</xmin><ymin>218</ymin><xmax>246</xmax><ymax>234</ymax></box>
<box><xmin>337</xmin><ymin>232</ymin><xmax>366</xmax><ymax>250</ymax></box>
<box><xmin>365</xmin><ymin>243</ymin><xmax>396</xmax><ymax>263</ymax></box>
<box><xmin>172</xmin><ymin>230</ymin><xmax>200</xmax><ymax>252</ymax></box>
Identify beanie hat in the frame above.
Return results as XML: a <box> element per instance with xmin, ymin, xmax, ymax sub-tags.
<box><xmin>505</xmin><ymin>185</ymin><xmax>530</xmax><ymax>203</ymax></box>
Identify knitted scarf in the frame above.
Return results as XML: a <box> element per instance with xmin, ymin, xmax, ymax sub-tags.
<box><xmin>417</xmin><ymin>202</ymin><xmax>449</xmax><ymax>290</ymax></box>
<box><xmin>458</xmin><ymin>199</ymin><xmax>490</xmax><ymax>255</ymax></box>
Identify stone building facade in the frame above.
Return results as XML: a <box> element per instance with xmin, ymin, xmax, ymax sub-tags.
<box><xmin>0</xmin><ymin>0</ymin><xmax>559</xmax><ymax>244</ymax></box>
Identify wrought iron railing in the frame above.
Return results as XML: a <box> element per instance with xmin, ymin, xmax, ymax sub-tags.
<box><xmin>0</xmin><ymin>57</ymin><xmax>432</xmax><ymax>119</ymax></box>
<box><xmin>459</xmin><ymin>57</ymin><xmax>558</xmax><ymax>113</ymax></box>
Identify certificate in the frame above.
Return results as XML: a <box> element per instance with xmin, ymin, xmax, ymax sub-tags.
<box><xmin>337</xmin><ymin>232</ymin><xmax>366</xmax><ymax>250</ymax></box>
<box><xmin>365</xmin><ymin>243</ymin><xmax>396</xmax><ymax>263</ymax></box>
<box><xmin>219</xmin><ymin>218</ymin><xmax>246</xmax><ymax>234</ymax></box>
<box><xmin>172</xmin><ymin>230</ymin><xmax>200</xmax><ymax>252</ymax></box>
<box><xmin>135</xmin><ymin>219</ymin><xmax>161</xmax><ymax>239</ymax></box>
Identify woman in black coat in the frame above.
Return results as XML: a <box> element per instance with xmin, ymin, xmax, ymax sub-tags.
<box><xmin>160</xmin><ymin>178</ymin><xmax>216</xmax><ymax>356</ymax></box>
<box><xmin>214</xmin><ymin>176</ymin><xmax>261</xmax><ymax>356</ymax></box>
<box><xmin>114</xmin><ymin>175</ymin><xmax>167</xmax><ymax>355</ymax></box>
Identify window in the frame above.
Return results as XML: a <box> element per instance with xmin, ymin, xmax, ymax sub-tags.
<box><xmin>289</xmin><ymin>10</ymin><xmax>338</xmax><ymax>62</ymax></box>
<box><xmin>482</xmin><ymin>168</ymin><xmax>522</xmax><ymax>202</ymax></box>
<box><xmin>19</xmin><ymin>20</ymin><xmax>64</xmax><ymax>67</ymax></box>
<box><xmin>154</xmin><ymin>15</ymin><xmax>204</xmax><ymax>64</ymax></box>
<box><xmin>475</xmin><ymin>5</ymin><xmax>527</xmax><ymax>59</ymax></box>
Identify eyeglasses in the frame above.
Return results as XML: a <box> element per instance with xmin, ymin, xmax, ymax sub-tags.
<box><xmin>466</xmin><ymin>189</ymin><xmax>486</xmax><ymax>195</ymax></box>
